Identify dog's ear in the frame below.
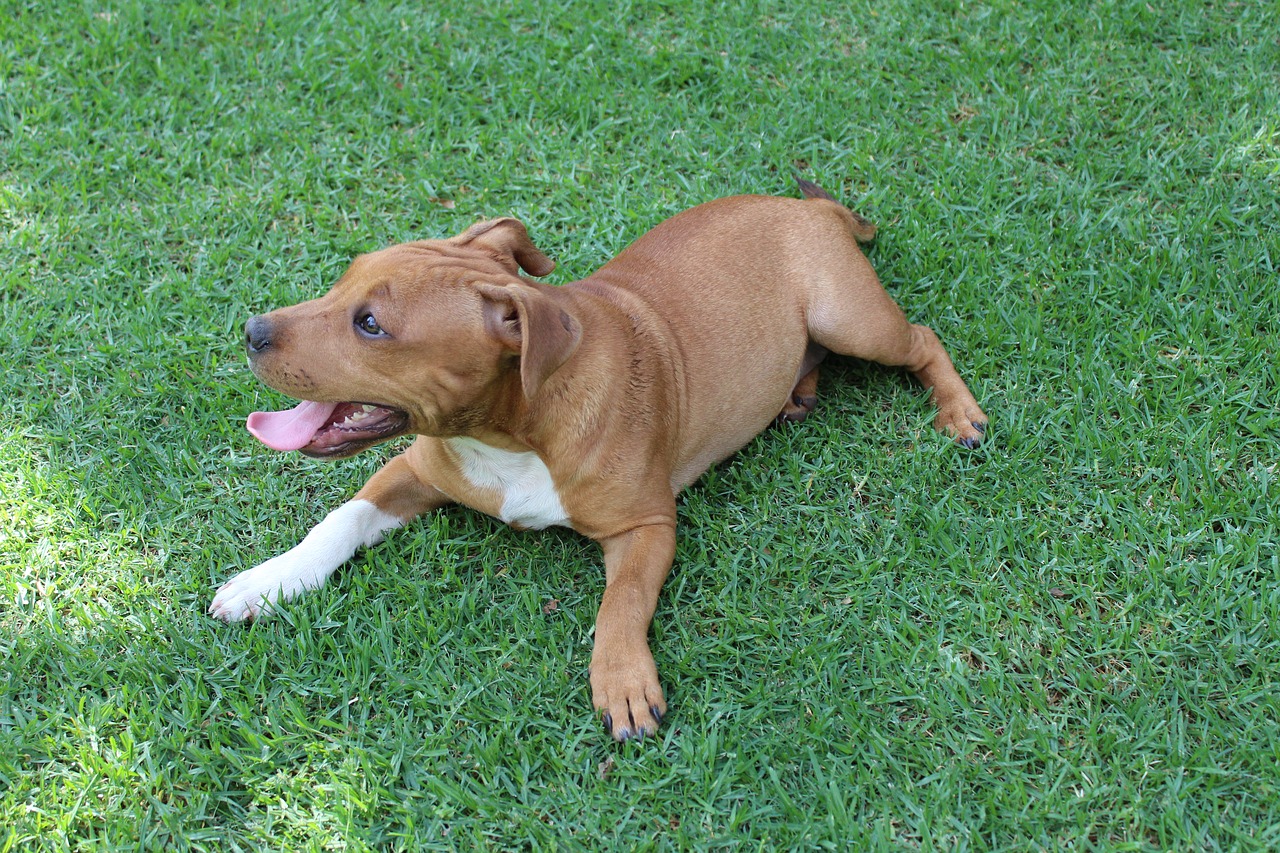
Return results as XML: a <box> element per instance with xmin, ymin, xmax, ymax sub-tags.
<box><xmin>452</xmin><ymin>218</ymin><xmax>556</xmax><ymax>278</ymax></box>
<box><xmin>475</xmin><ymin>282</ymin><xmax>582</xmax><ymax>399</ymax></box>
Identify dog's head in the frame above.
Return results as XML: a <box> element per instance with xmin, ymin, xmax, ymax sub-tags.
<box><xmin>243</xmin><ymin>218</ymin><xmax>582</xmax><ymax>458</ymax></box>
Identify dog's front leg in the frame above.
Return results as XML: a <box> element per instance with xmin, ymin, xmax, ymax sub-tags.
<box><xmin>590</xmin><ymin>522</ymin><xmax>676</xmax><ymax>741</ymax></box>
<box><xmin>210</xmin><ymin>454</ymin><xmax>450</xmax><ymax>622</ymax></box>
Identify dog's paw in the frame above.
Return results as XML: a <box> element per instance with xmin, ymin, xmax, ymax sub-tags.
<box><xmin>590</xmin><ymin>645</ymin><xmax>667</xmax><ymax>742</ymax></box>
<box><xmin>935</xmin><ymin>402</ymin><xmax>989</xmax><ymax>448</ymax></box>
<box><xmin>208</xmin><ymin>552</ymin><xmax>311</xmax><ymax>623</ymax></box>
<box><xmin>775</xmin><ymin>391</ymin><xmax>818</xmax><ymax>425</ymax></box>
<box><xmin>209</xmin><ymin>567</ymin><xmax>280</xmax><ymax>623</ymax></box>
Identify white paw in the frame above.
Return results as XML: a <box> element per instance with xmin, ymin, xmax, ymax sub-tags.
<box><xmin>208</xmin><ymin>500</ymin><xmax>403</xmax><ymax>624</ymax></box>
<box><xmin>208</xmin><ymin>555</ymin><xmax>304</xmax><ymax>623</ymax></box>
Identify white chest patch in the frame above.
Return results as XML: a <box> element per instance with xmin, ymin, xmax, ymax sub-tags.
<box><xmin>446</xmin><ymin>437</ymin><xmax>570</xmax><ymax>530</ymax></box>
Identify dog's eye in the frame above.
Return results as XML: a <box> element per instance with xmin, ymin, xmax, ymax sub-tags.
<box><xmin>355</xmin><ymin>313</ymin><xmax>385</xmax><ymax>337</ymax></box>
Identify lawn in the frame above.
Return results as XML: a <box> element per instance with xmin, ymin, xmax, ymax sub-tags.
<box><xmin>2</xmin><ymin>0</ymin><xmax>1278</xmax><ymax>849</ymax></box>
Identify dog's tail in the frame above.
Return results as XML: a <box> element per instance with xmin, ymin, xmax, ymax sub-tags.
<box><xmin>795</xmin><ymin>177</ymin><xmax>877</xmax><ymax>243</ymax></box>
<box><xmin>795</xmin><ymin>177</ymin><xmax>838</xmax><ymax>202</ymax></box>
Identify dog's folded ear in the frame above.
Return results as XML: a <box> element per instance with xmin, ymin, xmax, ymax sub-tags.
<box><xmin>475</xmin><ymin>282</ymin><xmax>582</xmax><ymax>399</ymax></box>
<box><xmin>452</xmin><ymin>218</ymin><xmax>557</xmax><ymax>278</ymax></box>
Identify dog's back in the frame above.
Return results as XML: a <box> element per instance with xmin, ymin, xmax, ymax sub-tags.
<box><xmin>579</xmin><ymin>186</ymin><xmax>884</xmax><ymax>484</ymax></box>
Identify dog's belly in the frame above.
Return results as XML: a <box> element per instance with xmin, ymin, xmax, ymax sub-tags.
<box><xmin>669</xmin><ymin>338</ymin><xmax>810</xmax><ymax>491</ymax></box>
<box><xmin>444</xmin><ymin>437</ymin><xmax>570</xmax><ymax>530</ymax></box>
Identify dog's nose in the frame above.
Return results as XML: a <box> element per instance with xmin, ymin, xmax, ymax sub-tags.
<box><xmin>245</xmin><ymin>316</ymin><xmax>274</xmax><ymax>354</ymax></box>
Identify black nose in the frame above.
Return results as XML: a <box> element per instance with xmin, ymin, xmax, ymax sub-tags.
<box><xmin>245</xmin><ymin>316</ymin><xmax>274</xmax><ymax>354</ymax></box>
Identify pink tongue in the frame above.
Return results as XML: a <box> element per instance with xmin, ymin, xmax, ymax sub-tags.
<box><xmin>246</xmin><ymin>401</ymin><xmax>340</xmax><ymax>452</ymax></box>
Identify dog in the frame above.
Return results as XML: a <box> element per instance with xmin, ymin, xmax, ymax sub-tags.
<box><xmin>210</xmin><ymin>179</ymin><xmax>988</xmax><ymax>741</ymax></box>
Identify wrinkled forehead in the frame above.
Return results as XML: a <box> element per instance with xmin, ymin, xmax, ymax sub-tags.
<box><xmin>332</xmin><ymin>241</ymin><xmax>517</xmax><ymax>294</ymax></box>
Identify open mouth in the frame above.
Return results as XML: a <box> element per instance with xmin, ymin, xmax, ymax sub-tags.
<box><xmin>246</xmin><ymin>400</ymin><xmax>410</xmax><ymax>458</ymax></box>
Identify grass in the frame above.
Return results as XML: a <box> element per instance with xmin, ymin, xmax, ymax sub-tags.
<box><xmin>2</xmin><ymin>0</ymin><xmax>1278</xmax><ymax>848</ymax></box>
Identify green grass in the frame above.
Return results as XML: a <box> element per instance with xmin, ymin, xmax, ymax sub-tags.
<box><xmin>2</xmin><ymin>0</ymin><xmax>1278</xmax><ymax>848</ymax></box>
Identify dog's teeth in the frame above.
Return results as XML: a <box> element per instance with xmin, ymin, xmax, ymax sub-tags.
<box><xmin>361</xmin><ymin>404</ymin><xmax>376</xmax><ymax>413</ymax></box>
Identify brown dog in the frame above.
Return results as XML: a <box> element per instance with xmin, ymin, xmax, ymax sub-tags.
<box><xmin>210</xmin><ymin>180</ymin><xmax>987</xmax><ymax>741</ymax></box>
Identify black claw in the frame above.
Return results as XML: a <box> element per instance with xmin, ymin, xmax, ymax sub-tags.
<box><xmin>650</xmin><ymin>704</ymin><xmax>664</xmax><ymax>724</ymax></box>
<box><xmin>959</xmin><ymin>437</ymin><xmax>979</xmax><ymax>450</ymax></box>
<box><xmin>602</xmin><ymin>712</ymin><xmax>613</xmax><ymax>735</ymax></box>
<box><xmin>972</xmin><ymin>421</ymin><xmax>987</xmax><ymax>434</ymax></box>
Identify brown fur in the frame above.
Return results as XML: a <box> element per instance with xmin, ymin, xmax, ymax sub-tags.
<box><xmin>242</xmin><ymin>184</ymin><xmax>988</xmax><ymax>740</ymax></box>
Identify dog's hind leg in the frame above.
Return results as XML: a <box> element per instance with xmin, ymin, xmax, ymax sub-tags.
<box><xmin>776</xmin><ymin>342</ymin><xmax>826</xmax><ymax>424</ymax></box>
<box><xmin>806</xmin><ymin>253</ymin><xmax>987</xmax><ymax>446</ymax></box>
<box><xmin>777</xmin><ymin>366</ymin><xmax>821</xmax><ymax>424</ymax></box>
